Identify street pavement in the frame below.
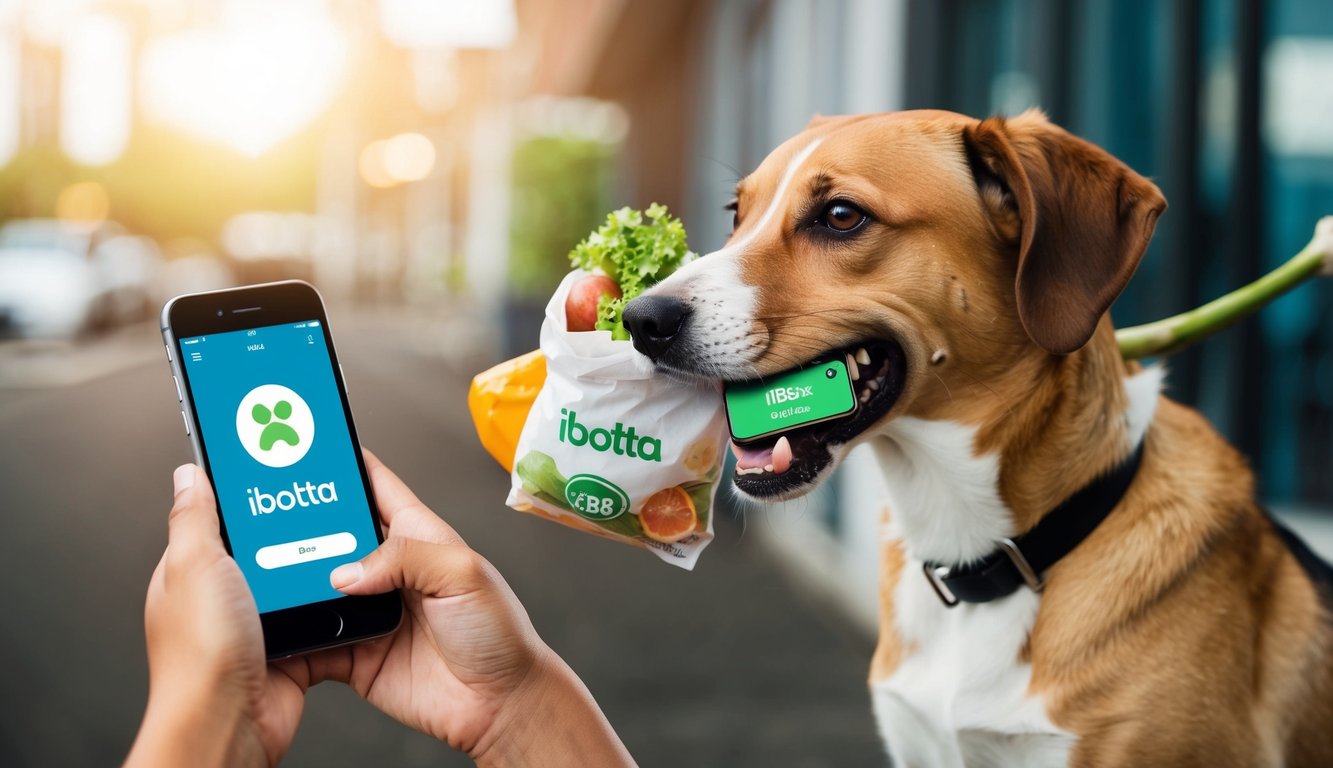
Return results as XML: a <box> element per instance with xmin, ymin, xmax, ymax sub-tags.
<box><xmin>0</xmin><ymin>312</ymin><xmax>885</xmax><ymax>768</ymax></box>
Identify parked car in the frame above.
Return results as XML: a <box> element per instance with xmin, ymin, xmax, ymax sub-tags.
<box><xmin>92</xmin><ymin>234</ymin><xmax>163</xmax><ymax>325</ymax></box>
<box><xmin>0</xmin><ymin>219</ymin><xmax>160</xmax><ymax>339</ymax></box>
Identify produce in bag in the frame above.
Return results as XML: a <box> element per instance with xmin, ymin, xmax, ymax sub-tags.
<box><xmin>494</xmin><ymin>205</ymin><xmax>728</xmax><ymax>568</ymax></box>
<box><xmin>468</xmin><ymin>350</ymin><xmax>544</xmax><ymax>473</ymax></box>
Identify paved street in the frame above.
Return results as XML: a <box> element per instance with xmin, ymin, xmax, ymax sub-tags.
<box><xmin>0</xmin><ymin>311</ymin><xmax>885</xmax><ymax>768</ymax></box>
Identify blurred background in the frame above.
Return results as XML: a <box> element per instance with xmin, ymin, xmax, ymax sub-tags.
<box><xmin>1</xmin><ymin>0</ymin><xmax>1331</xmax><ymax>765</ymax></box>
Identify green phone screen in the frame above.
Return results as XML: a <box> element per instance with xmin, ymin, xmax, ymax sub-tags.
<box><xmin>724</xmin><ymin>360</ymin><xmax>857</xmax><ymax>443</ymax></box>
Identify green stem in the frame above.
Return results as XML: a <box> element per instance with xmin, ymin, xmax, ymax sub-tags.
<box><xmin>1116</xmin><ymin>218</ymin><xmax>1333</xmax><ymax>360</ymax></box>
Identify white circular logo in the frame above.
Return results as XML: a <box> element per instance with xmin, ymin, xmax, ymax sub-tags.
<box><xmin>236</xmin><ymin>384</ymin><xmax>314</xmax><ymax>468</ymax></box>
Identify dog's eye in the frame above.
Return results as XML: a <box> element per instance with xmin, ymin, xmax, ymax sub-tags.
<box><xmin>818</xmin><ymin>202</ymin><xmax>868</xmax><ymax>232</ymax></box>
<box><xmin>725</xmin><ymin>199</ymin><xmax>739</xmax><ymax>231</ymax></box>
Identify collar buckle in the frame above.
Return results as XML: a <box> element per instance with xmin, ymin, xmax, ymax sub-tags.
<box><xmin>922</xmin><ymin>537</ymin><xmax>1046</xmax><ymax>609</ymax></box>
<box><xmin>922</xmin><ymin>562</ymin><xmax>960</xmax><ymax>607</ymax></box>
<box><xmin>997</xmin><ymin>537</ymin><xmax>1045</xmax><ymax>593</ymax></box>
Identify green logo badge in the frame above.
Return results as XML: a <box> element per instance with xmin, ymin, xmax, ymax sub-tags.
<box><xmin>564</xmin><ymin>474</ymin><xmax>629</xmax><ymax>520</ymax></box>
<box><xmin>236</xmin><ymin>384</ymin><xmax>314</xmax><ymax>468</ymax></box>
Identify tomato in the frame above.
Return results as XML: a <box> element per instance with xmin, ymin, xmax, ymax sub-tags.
<box><xmin>564</xmin><ymin>274</ymin><xmax>622</xmax><ymax>332</ymax></box>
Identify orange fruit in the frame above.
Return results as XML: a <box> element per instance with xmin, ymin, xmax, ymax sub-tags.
<box><xmin>682</xmin><ymin>437</ymin><xmax>720</xmax><ymax>475</ymax></box>
<box><xmin>638</xmin><ymin>486</ymin><xmax>698</xmax><ymax>543</ymax></box>
<box><xmin>468</xmin><ymin>350</ymin><xmax>545</xmax><ymax>472</ymax></box>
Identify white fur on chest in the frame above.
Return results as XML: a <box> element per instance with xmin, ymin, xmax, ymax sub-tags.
<box><xmin>871</xmin><ymin>572</ymin><xmax>1072</xmax><ymax>767</ymax></box>
<box><xmin>870</xmin><ymin>417</ymin><xmax>1072</xmax><ymax>767</ymax></box>
<box><xmin>868</xmin><ymin>368</ymin><xmax>1164</xmax><ymax>767</ymax></box>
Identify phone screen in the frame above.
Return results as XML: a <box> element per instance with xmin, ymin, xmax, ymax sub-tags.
<box><xmin>724</xmin><ymin>360</ymin><xmax>857</xmax><ymax>443</ymax></box>
<box><xmin>177</xmin><ymin>318</ymin><xmax>377</xmax><ymax>613</ymax></box>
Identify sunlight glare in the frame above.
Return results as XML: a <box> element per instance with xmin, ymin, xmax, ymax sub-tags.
<box><xmin>23</xmin><ymin>0</ymin><xmax>91</xmax><ymax>46</ymax></box>
<box><xmin>382</xmin><ymin>133</ymin><xmax>436</xmax><ymax>182</ymax></box>
<box><xmin>55</xmin><ymin>181</ymin><xmax>111</xmax><ymax>223</ymax></box>
<box><xmin>0</xmin><ymin>31</ymin><xmax>17</xmax><ymax>166</ymax></box>
<box><xmin>378</xmin><ymin>0</ymin><xmax>516</xmax><ymax>49</ymax></box>
<box><xmin>139</xmin><ymin>4</ymin><xmax>346</xmax><ymax>156</ymax></box>
<box><xmin>358</xmin><ymin>141</ymin><xmax>395</xmax><ymax>188</ymax></box>
<box><xmin>60</xmin><ymin>14</ymin><xmax>131</xmax><ymax>165</ymax></box>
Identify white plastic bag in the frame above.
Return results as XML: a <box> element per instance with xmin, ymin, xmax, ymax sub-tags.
<box><xmin>506</xmin><ymin>270</ymin><xmax>727</xmax><ymax>569</ymax></box>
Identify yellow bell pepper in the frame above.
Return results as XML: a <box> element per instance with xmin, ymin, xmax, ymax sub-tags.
<box><xmin>468</xmin><ymin>349</ymin><xmax>546</xmax><ymax>472</ymax></box>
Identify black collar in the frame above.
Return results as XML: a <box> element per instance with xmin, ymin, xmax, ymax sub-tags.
<box><xmin>922</xmin><ymin>441</ymin><xmax>1144</xmax><ymax>607</ymax></box>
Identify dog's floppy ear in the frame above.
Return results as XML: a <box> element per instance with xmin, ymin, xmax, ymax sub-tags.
<box><xmin>962</xmin><ymin>110</ymin><xmax>1166</xmax><ymax>354</ymax></box>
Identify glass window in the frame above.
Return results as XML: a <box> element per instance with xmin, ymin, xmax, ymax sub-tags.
<box><xmin>914</xmin><ymin>0</ymin><xmax>1333</xmax><ymax>506</ymax></box>
<box><xmin>1258</xmin><ymin>0</ymin><xmax>1333</xmax><ymax>500</ymax></box>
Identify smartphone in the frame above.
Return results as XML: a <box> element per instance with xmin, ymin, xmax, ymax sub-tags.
<box><xmin>724</xmin><ymin>360</ymin><xmax>857</xmax><ymax>444</ymax></box>
<box><xmin>161</xmin><ymin>280</ymin><xmax>401</xmax><ymax>659</ymax></box>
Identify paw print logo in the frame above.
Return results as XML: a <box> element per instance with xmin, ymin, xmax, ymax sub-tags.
<box><xmin>236</xmin><ymin>384</ymin><xmax>314</xmax><ymax>467</ymax></box>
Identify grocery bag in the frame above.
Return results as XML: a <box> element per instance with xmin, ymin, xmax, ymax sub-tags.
<box><xmin>505</xmin><ymin>270</ymin><xmax>728</xmax><ymax>569</ymax></box>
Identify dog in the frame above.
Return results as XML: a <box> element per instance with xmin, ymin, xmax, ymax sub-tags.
<box><xmin>621</xmin><ymin>110</ymin><xmax>1333</xmax><ymax>766</ymax></box>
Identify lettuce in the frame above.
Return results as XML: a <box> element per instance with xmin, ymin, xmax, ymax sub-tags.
<box><xmin>568</xmin><ymin>203</ymin><xmax>695</xmax><ymax>340</ymax></box>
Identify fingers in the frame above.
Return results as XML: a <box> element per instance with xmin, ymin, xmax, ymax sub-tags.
<box><xmin>291</xmin><ymin>646</ymin><xmax>356</xmax><ymax>687</ymax></box>
<box><xmin>166</xmin><ymin>464</ymin><xmax>224</xmax><ymax>568</ymax></box>
<box><xmin>330</xmin><ymin>537</ymin><xmax>489</xmax><ymax>599</ymax></box>
<box><xmin>361</xmin><ymin>448</ymin><xmax>463</xmax><ymax>545</ymax></box>
<box><xmin>144</xmin><ymin>551</ymin><xmax>166</xmax><ymax>624</ymax></box>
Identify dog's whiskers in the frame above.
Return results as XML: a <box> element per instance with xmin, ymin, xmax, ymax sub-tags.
<box><xmin>934</xmin><ymin>372</ymin><xmax>954</xmax><ymax>402</ymax></box>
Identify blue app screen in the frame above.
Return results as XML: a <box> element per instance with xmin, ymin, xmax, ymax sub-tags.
<box><xmin>178</xmin><ymin>320</ymin><xmax>377</xmax><ymax>613</ymax></box>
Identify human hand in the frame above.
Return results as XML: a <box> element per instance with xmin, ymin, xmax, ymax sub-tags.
<box><xmin>291</xmin><ymin>451</ymin><xmax>634</xmax><ymax>767</ymax></box>
<box><xmin>126</xmin><ymin>465</ymin><xmax>313</xmax><ymax>768</ymax></box>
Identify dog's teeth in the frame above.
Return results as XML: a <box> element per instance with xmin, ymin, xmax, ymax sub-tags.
<box><xmin>868</xmin><ymin>379</ymin><xmax>880</xmax><ymax>391</ymax></box>
<box><xmin>763</xmin><ymin>464</ymin><xmax>774</xmax><ymax>473</ymax></box>
<box><xmin>859</xmin><ymin>389</ymin><xmax>871</xmax><ymax>404</ymax></box>
<box><xmin>856</xmin><ymin>348</ymin><xmax>871</xmax><ymax>366</ymax></box>
<box><xmin>847</xmin><ymin>353</ymin><xmax>860</xmax><ymax>381</ymax></box>
<box><xmin>736</xmin><ymin>466</ymin><xmax>765</xmax><ymax>476</ymax></box>
<box><xmin>772</xmin><ymin>436</ymin><xmax>793</xmax><ymax>474</ymax></box>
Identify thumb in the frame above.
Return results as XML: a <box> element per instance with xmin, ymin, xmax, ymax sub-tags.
<box><xmin>166</xmin><ymin>464</ymin><xmax>223</xmax><ymax>563</ymax></box>
<box><xmin>330</xmin><ymin>537</ymin><xmax>489</xmax><ymax>599</ymax></box>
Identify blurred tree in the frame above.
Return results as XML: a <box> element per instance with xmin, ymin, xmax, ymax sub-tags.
<box><xmin>506</xmin><ymin>136</ymin><xmax>615</xmax><ymax>300</ymax></box>
<box><xmin>0</xmin><ymin>125</ymin><xmax>318</xmax><ymax>246</ymax></box>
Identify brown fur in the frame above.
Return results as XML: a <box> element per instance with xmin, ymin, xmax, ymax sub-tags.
<box><xmin>869</xmin><ymin>519</ymin><xmax>911</xmax><ymax>682</ymax></box>
<box><xmin>726</xmin><ymin>110</ymin><xmax>1333</xmax><ymax>764</ymax></box>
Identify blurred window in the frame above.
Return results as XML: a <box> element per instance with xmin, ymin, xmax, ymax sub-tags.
<box><xmin>1259</xmin><ymin>0</ymin><xmax>1333</xmax><ymax>501</ymax></box>
<box><xmin>909</xmin><ymin>0</ymin><xmax>1333</xmax><ymax>506</ymax></box>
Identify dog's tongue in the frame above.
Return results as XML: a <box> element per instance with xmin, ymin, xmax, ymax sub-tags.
<box><xmin>730</xmin><ymin>436</ymin><xmax>793</xmax><ymax>474</ymax></box>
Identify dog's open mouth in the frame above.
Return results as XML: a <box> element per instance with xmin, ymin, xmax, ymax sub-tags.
<box><xmin>728</xmin><ymin>339</ymin><xmax>907</xmax><ymax>500</ymax></box>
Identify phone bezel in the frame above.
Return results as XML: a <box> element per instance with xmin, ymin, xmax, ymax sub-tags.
<box><xmin>162</xmin><ymin>280</ymin><xmax>401</xmax><ymax>659</ymax></box>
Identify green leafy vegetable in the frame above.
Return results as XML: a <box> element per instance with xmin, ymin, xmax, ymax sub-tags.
<box><xmin>515</xmin><ymin>450</ymin><xmax>568</xmax><ymax>501</ymax></box>
<box><xmin>568</xmin><ymin>203</ymin><xmax>695</xmax><ymax>340</ymax></box>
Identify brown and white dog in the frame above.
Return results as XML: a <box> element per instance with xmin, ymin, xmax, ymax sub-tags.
<box><xmin>621</xmin><ymin>110</ymin><xmax>1333</xmax><ymax>766</ymax></box>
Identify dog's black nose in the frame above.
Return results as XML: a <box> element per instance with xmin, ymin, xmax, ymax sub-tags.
<box><xmin>622</xmin><ymin>295</ymin><xmax>691</xmax><ymax>360</ymax></box>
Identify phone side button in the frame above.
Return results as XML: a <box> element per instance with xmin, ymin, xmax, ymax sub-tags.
<box><xmin>180</xmin><ymin>410</ymin><xmax>190</xmax><ymax>436</ymax></box>
<box><xmin>164</xmin><ymin>344</ymin><xmax>172</xmax><ymax>363</ymax></box>
<box><xmin>172</xmin><ymin>375</ymin><xmax>183</xmax><ymax>402</ymax></box>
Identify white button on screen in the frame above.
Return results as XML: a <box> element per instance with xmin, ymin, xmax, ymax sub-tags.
<box><xmin>255</xmin><ymin>532</ymin><xmax>357</xmax><ymax>570</ymax></box>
